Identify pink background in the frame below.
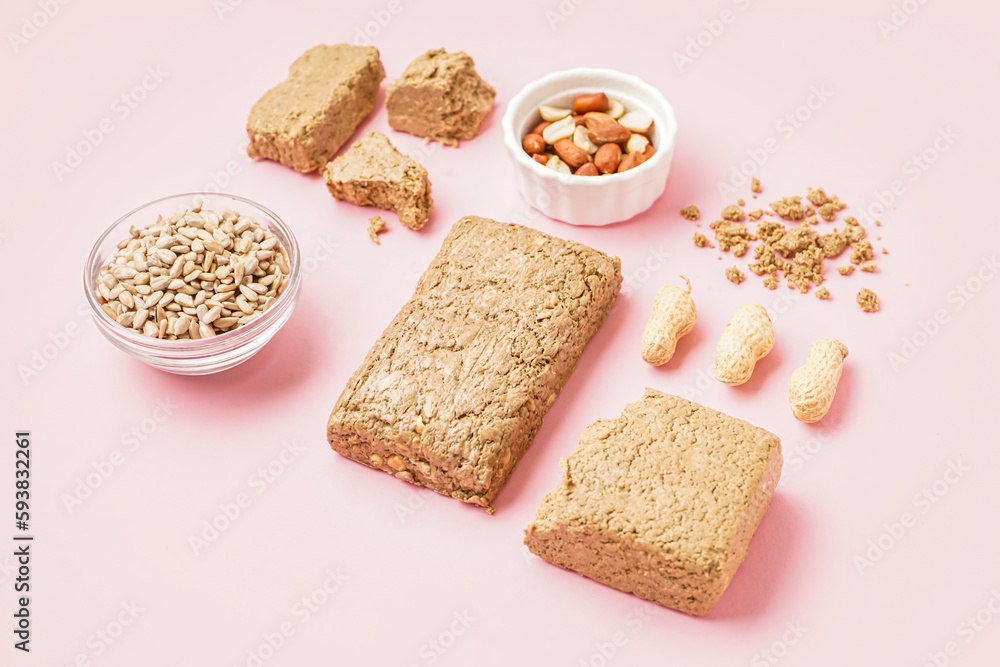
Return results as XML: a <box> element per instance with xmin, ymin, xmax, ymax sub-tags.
<box><xmin>4</xmin><ymin>0</ymin><xmax>1000</xmax><ymax>665</ymax></box>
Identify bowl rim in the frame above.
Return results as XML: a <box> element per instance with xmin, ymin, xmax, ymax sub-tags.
<box><xmin>83</xmin><ymin>191</ymin><xmax>301</xmax><ymax>353</ymax></box>
<box><xmin>501</xmin><ymin>67</ymin><xmax>678</xmax><ymax>187</ymax></box>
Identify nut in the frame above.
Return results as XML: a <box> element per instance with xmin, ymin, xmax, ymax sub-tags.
<box><xmin>617</xmin><ymin>151</ymin><xmax>642</xmax><ymax>173</ymax></box>
<box><xmin>788</xmin><ymin>339</ymin><xmax>849</xmax><ymax>423</ymax></box>
<box><xmin>573</xmin><ymin>125</ymin><xmax>598</xmax><ymax>154</ymax></box>
<box><xmin>545</xmin><ymin>154</ymin><xmax>572</xmax><ymax>174</ymax></box>
<box><xmin>553</xmin><ymin>139</ymin><xmax>590</xmax><ymax>169</ymax></box>
<box><xmin>539</xmin><ymin>105</ymin><xmax>572</xmax><ymax>122</ymax></box>
<box><xmin>618</xmin><ymin>110</ymin><xmax>654</xmax><ymax>134</ymax></box>
<box><xmin>522</xmin><ymin>133</ymin><xmax>546</xmax><ymax>154</ymax></box>
<box><xmin>521</xmin><ymin>93</ymin><xmax>654</xmax><ymax>178</ymax></box>
<box><xmin>625</xmin><ymin>133</ymin><xmax>650</xmax><ymax>154</ymax></box>
<box><xmin>386</xmin><ymin>454</ymin><xmax>406</xmax><ymax>471</ymax></box>
<box><xmin>641</xmin><ymin>276</ymin><xmax>696</xmax><ymax>366</ymax></box>
<box><xmin>573</xmin><ymin>93</ymin><xmax>609</xmax><ymax>114</ymax></box>
<box><xmin>584</xmin><ymin>112</ymin><xmax>631</xmax><ymax>144</ymax></box>
<box><xmin>714</xmin><ymin>304</ymin><xmax>774</xmax><ymax>385</ymax></box>
<box><xmin>593</xmin><ymin>143</ymin><xmax>622</xmax><ymax>174</ymax></box>
<box><xmin>542</xmin><ymin>115</ymin><xmax>576</xmax><ymax>144</ymax></box>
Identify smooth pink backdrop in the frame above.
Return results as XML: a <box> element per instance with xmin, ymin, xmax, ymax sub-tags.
<box><xmin>3</xmin><ymin>1</ymin><xmax>1000</xmax><ymax>665</ymax></box>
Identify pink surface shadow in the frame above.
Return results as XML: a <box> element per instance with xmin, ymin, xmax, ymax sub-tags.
<box><xmin>133</xmin><ymin>306</ymin><xmax>324</xmax><ymax>418</ymax></box>
<box><xmin>707</xmin><ymin>493</ymin><xmax>801</xmax><ymax>620</ymax></box>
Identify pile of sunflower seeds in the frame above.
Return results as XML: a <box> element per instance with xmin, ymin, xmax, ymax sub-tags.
<box><xmin>95</xmin><ymin>205</ymin><xmax>290</xmax><ymax>339</ymax></box>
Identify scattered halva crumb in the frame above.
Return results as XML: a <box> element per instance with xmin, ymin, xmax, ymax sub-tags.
<box><xmin>857</xmin><ymin>288</ymin><xmax>879</xmax><ymax>312</ymax></box>
<box><xmin>721</xmin><ymin>205</ymin><xmax>744</xmax><ymax>221</ymax></box>
<box><xmin>693</xmin><ymin>232</ymin><xmax>714</xmax><ymax>248</ymax></box>
<box><xmin>681</xmin><ymin>205</ymin><xmax>700</xmax><ymax>221</ymax></box>
<box><xmin>771</xmin><ymin>197</ymin><xmax>805</xmax><ymax>220</ymax></box>
<box><xmin>367</xmin><ymin>215</ymin><xmax>386</xmax><ymax>243</ymax></box>
<box><xmin>751</xmin><ymin>178</ymin><xmax>761</xmax><ymax>193</ymax></box>
<box><xmin>725</xmin><ymin>266</ymin><xmax>745</xmax><ymax>285</ymax></box>
<box><xmin>838</xmin><ymin>265</ymin><xmax>855</xmax><ymax>276</ymax></box>
<box><xmin>815</xmin><ymin>287</ymin><xmax>830</xmax><ymax>300</ymax></box>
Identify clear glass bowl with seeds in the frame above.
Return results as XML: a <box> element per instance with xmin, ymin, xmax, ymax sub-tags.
<box><xmin>84</xmin><ymin>193</ymin><xmax>301</xmax><ymax>375</ymax></box>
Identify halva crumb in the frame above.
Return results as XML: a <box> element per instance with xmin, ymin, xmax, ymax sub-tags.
<box><xmin>857</xmin><ymin>288</ymin><xmax>879</xmax><ymax>312</ymax></box>
<box><xmin>721</xmin><ymin>205</ymin><xmax>744</xmax><ymax>221</ymax></box>
<box><xmin>771</xmin><ymin>197</ymin><xmax>805</xmax><ymax>220</ymax></box>
<box><xmin>693</xmin><ymin>232</ymin><xmax>713</xmax><ymax>248</ymax></box>
<box><xmin>751</xmin><ymin>178</ymin><xmax>761</xmax><ymax>193</ymax></box>
<box><xmin>838</xmin><ymin>265</ymin><xmax>855</xmax><ymax>276</ymax></box>
<box><xmin>681</xmin><ymin>205</ymin><xmax>700</xmax><ymax>221</ymax></box>
<box><xmin>725</xmin><ymin>266</ymin><xmax>745</xmax><ymax>285</ymax></box>
<box><xmin>367</xmin><ymin>215</ymin><xmax>386</xmax><ymax>244</ymax></box>
<box><xmin>815</xmin><ymin>287</ymin><xmax>831</xmax><ymax>300</ymax></box>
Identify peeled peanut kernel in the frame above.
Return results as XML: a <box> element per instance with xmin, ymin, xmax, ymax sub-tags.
<box><xmin>573</xmin><ymin>92</ymin><xmax>609</xmax><ymax>114</ymax></box>
<box><xmin>606</xmin><ymin>98</ymin><xmax>625</xmax><ymax>119</ymax></box>
<box><xmin>618</xmin><ymin>110</ymin><xmax>654</xmax><ymax>134</ymax></box>
<box><xmin>542</xmin><ymin>115</ymin><xmax>576</xmax><ymax>144</ymax></box>
<box><xmin>387</xmin><ymin>454</ymin><xmax>406</xmax><ymax>471</ymax></box>
<box><xmin>532</xmin><ymin>153</ymin><xmax>550</xmax><ymax>166</ymax></box>
<box><xmin>573</xmin><ymin>125</ymin><xmax>598</xmax><ymax>154</ymax></box>
<box><xmin>593</xmin><ymin>143</ymin><xmax>622</xmax><ymax>174</ymax></box>
<box><xmin>553</xmin><ymin>139</ymin><xmax>590</xmax><ymax>169</ymax></box>
<box><xmin>584</xmin><ymin>112</ymin><xmax>631</xmax><ymax>144</ymax></box>
<box><xmin>532</xmin><ymin>120</ymin><xmax>552</xmax><ymax>135</ymax></box>
<box><xmin>618</xmin><ymin>152</ymin><xmax>642</xmax><ymax>173</ymax></box>
<box><xmin>545</xmin><ymin>155</ymin><xmax>572</xmax><ymax>174</ymax></box>
<box><xmin>539</xmin><ymin>105</ymin><xmax>572</xmax><ymax>122</ymax></box>
<box><xmin>625</xmin><ymin>133</ymin><xmax>650</xmax><ymax>154</ymax></box>
<box><xmin>575</xmin><ymin>162</ymin><xmax>600</xmax><ymax>176</ymax></box>
<box><xmin>522</xmin><ymin>133</ymin><xmax>546</xmax><ymax>155</ymax></box>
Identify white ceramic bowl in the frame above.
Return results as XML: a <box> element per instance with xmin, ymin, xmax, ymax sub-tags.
<box><xmin>84</xmin><ymin>192</ymin><xmax>301</xmax><ymax>375</ymax></box>
<box><xmin>501</xmin><ymin>68</ymin><xmax>677</xmax><ymax>226</ymax></box>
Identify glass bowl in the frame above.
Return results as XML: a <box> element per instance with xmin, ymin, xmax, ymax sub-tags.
<box><xmin>84</xmin><ymin>192</ymin><xmax>301</xmax><ymax>375</ymax></box>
